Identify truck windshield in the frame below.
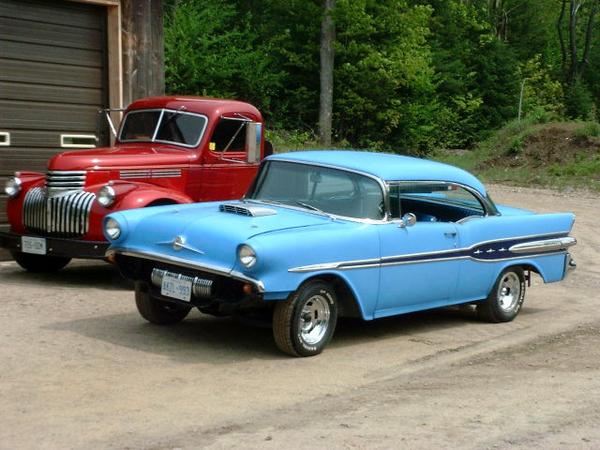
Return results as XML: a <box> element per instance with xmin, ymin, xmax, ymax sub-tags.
<box><xmin>119</xmin><ymin>109</ymin><xmax>208</xmax><ymax>147</ymax></box>
<box><xmin>248</xmin><ymin>161</ymin><xmax>385</xmax><ymax>220</ymax></box>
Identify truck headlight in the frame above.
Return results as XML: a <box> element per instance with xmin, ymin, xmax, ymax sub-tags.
<box><xmin>98</xmin><ymin>185</ymin><xmax>116</xmax><ymax>207</ymax></box>
<box><xmin>4</xmin><ymin>177</ymin><xmax>21</xmax><ymax>198</ymax></box>
<box><xmin>238</xmin><ymin>245</ymin><xmax>257</xmax><ymax>268</ymax></box>
<box><xmin>104</xmin><ymin>218</ymin><xmax>121</xmax><ymax>240</ymax></box>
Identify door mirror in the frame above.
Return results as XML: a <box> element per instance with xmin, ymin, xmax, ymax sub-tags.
<box><xmin>398</xmin><ymin>213</ymin><xmax>417</xmax><ymax>228</ymax></box>
<box><xmin>246</xmin><ymin>122</ymin><xmax>262</xmax><ymax>163</ymax></box>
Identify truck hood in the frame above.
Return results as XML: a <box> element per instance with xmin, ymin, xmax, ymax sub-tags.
<box><xmin>110</xmin><ymin>201</ymin><xmax>340</xmax><ymax>272</ymax></box>
<box><xmin>48</xmin><ymin>144</ymin><xmax>196</xmax><ymax>171</ymax></box>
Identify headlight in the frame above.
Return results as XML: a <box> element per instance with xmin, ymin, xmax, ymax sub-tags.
<box><xmin>238</xmin><ymin>245</ymin><xmax>257</xmax><ymax>268</ymax></box>
<box><xmin>104</xmin><ymin>218</ymin><xmax>121</xmax><ymax>240</ymax></box>
<box><xmin>4</xmin><ymin>177</ymin><xmax>21</xmax><ymax>198</ymax></box>
<box><xmin>97</xmin><ymin>185</ymin><xmax>116</xmax><ymax>207</ymax></box>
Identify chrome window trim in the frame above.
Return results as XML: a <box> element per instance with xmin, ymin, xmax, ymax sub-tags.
<box><xmin>386</xmin><ymin>180</ymin><xmax>496</xmax><ymax>218</ymax></box>
<box><xmin>108</xmin><ymin>248</ymin><xmax>265</xmax><ymax>292</ymax></box>
<box><xmin>246</xmin><ymin>159</ymin><xmax>390</xmax><ymax>222</ymax></box>
<box><xmin>118</xmin><ymin>108</ymin><xmax>209</xmax><ymax>149</ymax></box>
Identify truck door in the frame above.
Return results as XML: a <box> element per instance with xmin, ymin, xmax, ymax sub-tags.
<box><xmin>198</xmin><ymin>117</ymin><xmax>260</xmax><ymax>201</ymax></box>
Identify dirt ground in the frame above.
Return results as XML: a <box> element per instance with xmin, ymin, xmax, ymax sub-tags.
<box><xmin>0</xmin><ymin>184</ymin><xmax>599</xmax><ymax>449</ymax></box>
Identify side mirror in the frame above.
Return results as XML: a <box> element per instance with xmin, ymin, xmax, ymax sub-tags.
<box><xmin>246</xmin><ymin>122</ymin><xmax>262</xmax><ymax>164</ymax></box>
<box><xmin>398</xmin><ymin>213</ymin><xmax>417</xmax><ymax>228</ymax></box>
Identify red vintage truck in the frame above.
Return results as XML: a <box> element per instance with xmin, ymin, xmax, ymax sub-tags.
<box><xmin>0</xmin><ymin>96</ymin><xmax>270</xmax><ymax>272</ymax></box>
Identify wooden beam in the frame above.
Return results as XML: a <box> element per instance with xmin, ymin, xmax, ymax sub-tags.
<box><xmin>122</xmin><ymin>0</ymin><xmax>165</xmax><ymax>105</ymax></box>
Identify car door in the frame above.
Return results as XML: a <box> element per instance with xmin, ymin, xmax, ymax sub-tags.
<box><xmin>374</xmin><ymin>182</ymin><xmax>468</xmax><ymax>318</ymax></box>
<box><xmin>375</xmin><ymin>221</ymin><xmax>460</xmax><ymax>317</ymax></box>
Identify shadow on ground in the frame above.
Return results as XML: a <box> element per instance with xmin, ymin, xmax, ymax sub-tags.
<box><xmin>45</xmin><ymin>304</ymin><xmax>545</xmax><ymax>364</ymax></box>
<box><xmin>0</xmin><ymin>260</ymin><xmax>132</xmax><ymax>291</ymax></box>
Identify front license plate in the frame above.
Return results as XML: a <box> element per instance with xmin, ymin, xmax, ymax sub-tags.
<box><xmin>161</xmin><ymin>273</ymin><xmax>192</xmax><ymax>302</ymax></box>
<box><xmin>21</xmin><ymin>236</ymin><xmax>47</xmax><ymax>255</ymax></box>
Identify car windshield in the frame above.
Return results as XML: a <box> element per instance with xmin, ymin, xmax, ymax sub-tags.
<box><xmin>248</xmin><ymin>161</ymin><xmax>385</xmax><ymax>220</ymax></box>
<box><xmin>119</xmin><ymin>109</ymin><xmax>208</xmax><ymax>147</ymax></box>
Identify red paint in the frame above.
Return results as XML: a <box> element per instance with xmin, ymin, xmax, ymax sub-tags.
<box><xmin>6</xmin><ymin>96</ymin><xmax>266</xmax><ymax>245</ymax></box>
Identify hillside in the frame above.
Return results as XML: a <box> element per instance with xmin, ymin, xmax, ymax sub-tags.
<box><xmin>436</xmin><ymin>121</ymin><xmax>600</xmax><ymax>191</ymax></box>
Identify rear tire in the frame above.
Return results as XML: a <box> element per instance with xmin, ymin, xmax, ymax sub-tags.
<box><xmin>273</xmin><ymin>280</ymin><xmax>337</xmax><ymax>357</ymax></box>
<box><xmin>477</xmin><ymin>267</ymin><xmax>526</xmax><ymax>323</ymax></box>
<box><xmin>11</xmin><ymin>251</ymin><xmax>71</xmax><ymax>272</ymax></box>
<box><xmin>135</xmin><ymin>282</ymin><xmax>191</xmax><ymax>325</ymax></box>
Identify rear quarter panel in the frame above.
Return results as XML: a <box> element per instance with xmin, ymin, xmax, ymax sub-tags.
<box><xmin>456</xmin><ymin>212</ymin><xmax>575</xmax><ymax>302</ymax></box>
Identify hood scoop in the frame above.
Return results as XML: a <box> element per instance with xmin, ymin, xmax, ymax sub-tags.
<box><xmin>219</xmin><ymin>203</ymin><xmax>277</xmax><ymax>217</ymax></box>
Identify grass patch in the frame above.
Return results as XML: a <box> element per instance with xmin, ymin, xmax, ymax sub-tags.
<box><xmin>434</xmin><ymin>119</ymin><xmax>600</xmax><ymax>191</ymax></box>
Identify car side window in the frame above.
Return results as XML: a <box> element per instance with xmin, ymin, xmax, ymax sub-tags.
<box><xmin>389</xmin><ymin>183</ymin><xmax>485</xmax><ymax>223</ymax></box>
<box><xmin>209</xmin><ymin>118</ymin><xmax>247</xmax><ymax>152</ymax></box>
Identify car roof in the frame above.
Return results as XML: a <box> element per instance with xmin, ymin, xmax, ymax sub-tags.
<box><xmin>267</xmin><ymin>150</ymin><xmax>487</xmax><ymax>196</ymax></box>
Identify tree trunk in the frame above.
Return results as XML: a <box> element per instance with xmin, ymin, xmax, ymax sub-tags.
<box><xmin>318</xmin><ymin>0</ymin><xmax>335</xmax><ymax>146</ymax></box>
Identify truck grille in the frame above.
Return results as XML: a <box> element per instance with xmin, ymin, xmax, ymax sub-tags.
<box><xmin>46</xmin><ymin>170</ymin><xmax>86</xmax><ymax>195</ymax></box>
<box><xmin>23</xmin><ymin>187</ymin><xmax>96</xmax><ymax>237</ymax></box>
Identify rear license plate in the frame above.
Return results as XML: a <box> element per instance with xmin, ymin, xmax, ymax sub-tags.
<box><xmin>161</xmin><ymin>273</ymin><xmax>192</xmax><ymax>302</ymax></box>
<box><xmin>21</xmin><ymin>236</ymin><xmax>47</xmax><ymax>255</ymax></box>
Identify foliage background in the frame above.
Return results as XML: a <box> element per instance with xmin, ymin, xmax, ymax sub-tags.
<box><xmin>164</xmin><ymin>0</ymin><xmax>600</xmax><ymax>155</ymax></box>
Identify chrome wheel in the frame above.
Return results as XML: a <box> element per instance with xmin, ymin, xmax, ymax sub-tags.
<box><xmin>497</xmin><ymin>272</ymin><xmax>521</xmax><ymax>312</ymax></box>
<box><xmin>299</xmin><ymin>294</ymin><xmax>331</xmax><ymax>345</ymax></box>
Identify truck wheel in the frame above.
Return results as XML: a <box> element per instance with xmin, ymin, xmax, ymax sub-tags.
<box><xmin>273</xmin><ymin>280</ymin><xmax>338</xmax><ymax>357</ymax></box>
<box><xmin>10</xmin><ymin>251</ymin><xmax>71</xmax><ymax>272</ymax></box>
<box><xmin>477</xmin><ymin>267</ymin><xmax>526</xmax><ymax>323</ymax></box>
<box><xmin>134</xmin><ymin>282</ymin><xmax>191</xmax><ymax>325</ymax></box>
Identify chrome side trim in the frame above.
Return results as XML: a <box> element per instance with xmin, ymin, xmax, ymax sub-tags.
<box><xmin>119</xmin><ymin>169</ymin><xmax>183</xmax><ymax>179</ymax></box>
<box><xmin>288</xmin><ymin>233</ymin><xmax>574</xmax><ymax>273</ymax></box>
<box><xmin>509</xmin><ymin>237</ymin><xmax>577</xmax><ymax>254</ymax></box>
<box><xmin>108</xmin><ymin>248</ymin><xmax>265</xmax><ymax>292</ymax></box>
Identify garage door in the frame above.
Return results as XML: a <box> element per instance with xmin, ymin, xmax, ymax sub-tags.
<box><xmin>0</xmin><ymin>0</ymin><xmax>108</xmax><ymax>228</ymax></box>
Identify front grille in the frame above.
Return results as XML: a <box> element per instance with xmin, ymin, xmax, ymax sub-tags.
<box><xmin>46</xmin><ymin>170</ymin><xmax>86</xmax><ymax>195</ymax></box>
<box><xmin>23</xmin><ymin>187</ymin><xmax>96</xmax><ymax>237</ymax></box>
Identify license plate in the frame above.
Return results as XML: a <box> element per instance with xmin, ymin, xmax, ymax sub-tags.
<box><xmin>21</xmin><ymin>236</ymin><xmax>47</xmax><ymax>255</ymax></box>
<box><xmin>161</xmin><ymin>273</ymin><xmax>192</xmax><ymax>302</ymax></box>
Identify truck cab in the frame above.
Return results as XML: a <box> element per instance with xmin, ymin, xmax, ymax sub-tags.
<box><xmin>1</xmin><ymin>96</ymin><xmax>269</xmax><ymax>272</ymax></box>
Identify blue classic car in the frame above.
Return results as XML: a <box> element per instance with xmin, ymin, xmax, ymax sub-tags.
<box><xmin>104</xmin><ymin>151</ymin><xmax>576</xmax><ymax>356</ymax></box>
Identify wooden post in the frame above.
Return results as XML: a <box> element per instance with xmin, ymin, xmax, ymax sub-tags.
<box><xmin>121</xmin><ymin>0</ymin><xmax>165</xmax><ymax>105</ymax></box>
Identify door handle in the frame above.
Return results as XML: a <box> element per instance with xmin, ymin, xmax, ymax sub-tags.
<box><xmin>444</xmin><ymin>231</ymin><xmax>457</xmax><ymax>238</ymax></box>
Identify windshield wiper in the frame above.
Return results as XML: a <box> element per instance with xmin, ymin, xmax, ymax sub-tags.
<box><xmin>295</xmin><ymin>201</ymin><xmax>334</xmax><ymax>219</ymax></box>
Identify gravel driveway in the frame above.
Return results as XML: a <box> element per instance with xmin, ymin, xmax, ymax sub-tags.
<box><xmin>0</xmin><ymin>184</ymin><xmax>598</xmax><ymax>449</ymax></box>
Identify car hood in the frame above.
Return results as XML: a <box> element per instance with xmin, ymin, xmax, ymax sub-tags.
<box><xmin>111</xmin><ymin>201</ymin><xmax>338</xmax><ymax>272</ymax></box>
<box><xmin>48</xmin><ymin>144</ymin><xmax>196</xmax><ymax>171</ymax></box>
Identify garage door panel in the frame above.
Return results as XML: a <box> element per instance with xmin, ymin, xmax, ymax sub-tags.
<box><xmin>0</xmin><ymin>0</ymin><xmax>107</xmax><ymax>238</ymax></box>
<box><xmin>0</xmin><ymin>130</ymin><xmax>101</xmax><ymax>149</ymax></box>
<box><xmin>0</xmin><ymin>17</ymin><xmax>103</xmax><ymax>51</ymax></box>
<box><xmin>0</xmin><ymin>41</ymin><xmax>102</xmax><ymax>68</ymax></box>
<box><xmin>1</xmin><ymin>149</ymin><xmax>57</xmax><ymax>175</ymax></box>
<box><xmin>0</xmin><ymin>81</ymin><xmax>102</xmax><ymax>106</ymax></box>
<box><xmin>0</xmin><ymin>59</ymin><xmax>102</xmax><ymax>89</ymax></box>
<box><xmin>0</xmin><ymin>0</ymin><xmax>102</xmax><ymax>30</ymax></box>
<box><xmin>1</xmin><ymin>101</ymin><xmax>99</xmax><ymax>131</ymax></box>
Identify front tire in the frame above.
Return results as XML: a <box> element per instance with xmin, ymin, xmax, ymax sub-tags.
<box><xmin>477</xmin><ymin>267</ymin><xmax>526</xmax><ymax>323</ymax></box>
<box><xmin>273</xmin><ymin>280</ymin><xmax>338</xmax><ymax>357</ymax></box>
<box><xmin>11</xmin><ymin>251</ymin><xmax>71</xmax><ymax>272</ymax></box>
<box><xmin>135</xmin><ymin>282</ymin><xmax>191</xmax><ymax>325</ymax></box>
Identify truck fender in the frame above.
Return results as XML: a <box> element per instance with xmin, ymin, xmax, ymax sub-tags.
<box><xmin>110</xmin><ymin>182</ymin><xmax>194</xmax><ymax>210</ymax></box>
